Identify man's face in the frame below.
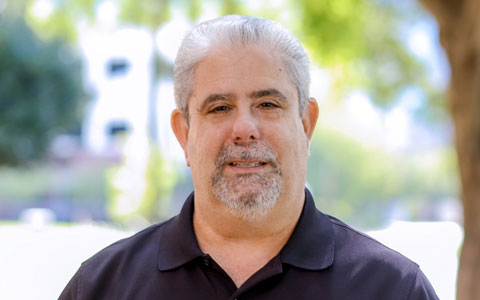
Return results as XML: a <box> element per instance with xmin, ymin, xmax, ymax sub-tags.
<box><xmin>172</xmin><ymin>44</ymin><xmax>316</xmax><ymax>220</ymax></box>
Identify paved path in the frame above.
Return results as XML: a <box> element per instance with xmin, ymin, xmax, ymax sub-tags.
<box><xmin>0</xmin><ymin>223</ymin><xmax>133</xmax><ymax>300</ymax></box>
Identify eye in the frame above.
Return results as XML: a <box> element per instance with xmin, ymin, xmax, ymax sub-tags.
<box><xmin>208</xmin><ymin>105</ymin><xmax>230</xmax><ymax>114</ymax></box>
<box><xmin>259</xmin><ymin>102</ymin><xmax>280</xmax><ymax>109</ymax></box>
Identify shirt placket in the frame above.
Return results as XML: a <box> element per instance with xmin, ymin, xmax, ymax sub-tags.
<box><xmin>227</xmin><ymin>256</ymin><xmax>284</xmax><ymax>300</ymax></box>
<box><xmin>200</xmin><ymin>254</ymin><xmax>238</xmax><ymax>299</ymax></box>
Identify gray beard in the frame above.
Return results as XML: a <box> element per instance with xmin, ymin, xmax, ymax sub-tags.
<box><xmin>211</xmin><ymin>142</ymin><xmax>282</xmax><ymax>222</ymax></box>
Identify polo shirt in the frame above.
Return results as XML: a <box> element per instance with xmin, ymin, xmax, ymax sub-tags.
<box><xmin>59</xmin><ymin>189</ymin><xmax>439</xmax><ymax>299</ymax></box>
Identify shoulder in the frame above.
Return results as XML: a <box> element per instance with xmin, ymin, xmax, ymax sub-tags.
<box><xmin>74</xmin><ymin>219</ymin><xmax>172</xmax><ymax>285</ymax></box>
<box><xmin>60</xmin><ymin>219</ymin><xmax>176</xmax><ymax>299</ymax></box>
<box><xmin>328</xmin><ymin>215</ymin><xmax>418</xmax><ymax>269</ymax></box>
<box><xmin>81</xmin><ymin>219</ymin><xmax>172</xmax><ymax>270</ymax></box>
<box><xmin>59</xmin><ymin>218</ymin><xmax>174</xmax><ymax>299</ymax></box>
<box><xmin>325</xmin><ymin>216</ymin><xmax>438</xmax><ymax>299</ymax></box>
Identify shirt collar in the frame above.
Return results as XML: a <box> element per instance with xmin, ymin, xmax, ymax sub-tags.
<box><xmin>157</xmin><ymin>192</ymin><xmax>204</xmax><ymax>271</ymax></box>
<box><xmin>279</xmin><ymin>188</ymin><xmax>335</xmax><ymax>270</ymax></box>
<box><xmin>157</xmin><ymin>188</ymin><xmax>335</xmax><ymax>271</ymax></box>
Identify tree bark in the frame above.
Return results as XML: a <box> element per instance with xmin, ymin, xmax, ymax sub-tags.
<box><xmin>420</xmin><ymin>0</ymin><xmax>480</xmax><ymax>299</ymax></box>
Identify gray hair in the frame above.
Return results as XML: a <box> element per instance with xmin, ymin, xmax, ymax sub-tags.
<box><xmin>173</xmin><ymin>15</ymin><xmax>311</xmax><ymax>122</ymax></box>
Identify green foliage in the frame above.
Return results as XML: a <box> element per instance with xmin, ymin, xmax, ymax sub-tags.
<box><xmin>0</xmin><ymin>163</ymin><xmax>108</xmax><ymax>204</ymax></box>
<box><xmin>298</xmin><ymin>0</ymin><xmax>369</xmax><ymax>65</ymax></box>
<box><xmin>307</xmin><ymin>127</ymin><xmax>396</xmax><ymax>227</ymax></box>
<box><xmin>187</xmin><ymin>0</ymin><xmax>203</xmax><ymax>21</ymax></box>
<box><xmin>4</xmin><ymin>0</ymin><xmax>453</xmax><ymax>228</ymax></box>
<box><xmin>118</xmin><ymin>0</ymin><xmax>170</xmax><ymax>29</ymax></box>
<box><xmin>0</xmin><ymin>14</ymin><xmax>84</xmax><ymax>165</ymax></box>
<box><xmin>106</xmin><ymin>144</ymin><xmax>178</xmax><ymax>225</ymax></box>
<box><xmin>307</xmin><ymin>126</ymin><xmax>458</xmax><ymax>228</ymax></box>
<box><xmin>295</xmin><ymin>0</ymin><xmax>437</xmax><ymax>109</ymax></box>
<box><xmin>143</xmin><ymin>145</ymin><xmax>178</xmax><ymax>221</ymax></box>
<box><xmin>220</xmin><ymin>0</ymin><xmax>246</xmax><ymax>15</ymax></box>
<box><xmin>0</xmin><ymin>166</ymin><xmax>50</xmax><ymax>202</ymax></box>
<box><xmin>293</xmin><ymin>0</ymin><xmax>453</xmax><ymax>226</ymax></box>
<box><xmin>24</xmin><ymin>0</ymin><xmax>97</xmax><ymax>43</ymax></box>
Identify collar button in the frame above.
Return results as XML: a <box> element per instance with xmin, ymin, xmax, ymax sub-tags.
<box><xmin>202</xmin><ymin>255</ymin><xmax>210</xmax><ymax>267</ymax></box>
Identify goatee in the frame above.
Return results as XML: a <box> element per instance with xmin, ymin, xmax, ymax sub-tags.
<box><xmin>211</xmin><ymin>142</ymin><xmax>282</xmax><ymax>222</ymax></box>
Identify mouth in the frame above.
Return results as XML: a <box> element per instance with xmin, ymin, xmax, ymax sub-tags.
<box><xmin>225</xmin><ymin>161</ymin><xmax>269</xmax><ymax>174</ymax></box>
<box><xmin>228</xmin><ymin>161</ymin><xmax>267</xmax><ymax>168</ymax></box>
<box><xmin>215</xmin><ymin>142</ymin><xmax>279</xmax><ymax>175</ymax></box>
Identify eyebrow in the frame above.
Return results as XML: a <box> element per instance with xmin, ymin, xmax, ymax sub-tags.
<box><xmin>197</xmin><ymin>88</ymin><xmax>289</xmax><ymax>113</ymax></box>
<box><xmin>248</xmin><ymin>89</ymin><xmax>288</xmax><ymax>104</ymax></box>
<box><xmin>198</xmin><ymin>93</ymin><xmax>234</xmax><ymax>113</ymax></box>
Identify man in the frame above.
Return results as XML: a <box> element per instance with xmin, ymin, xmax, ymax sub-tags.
<box><xmin>60</xmin><ymin>15</ymin><xmax>438</xmax><ymax>299</ymax></box>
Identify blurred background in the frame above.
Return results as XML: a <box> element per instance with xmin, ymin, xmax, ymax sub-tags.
<box><xmin>0</xmin><ymin>0</ymin><xmax>463</xmax><ymax>299</ymax></box>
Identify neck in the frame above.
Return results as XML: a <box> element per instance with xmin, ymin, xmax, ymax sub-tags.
<box><xmin>192</xmin><ymin>187</ymin><xmax>305</xmax><ymax>287</ymax></box>
<box><xmin>193</xmin><ymin>187</ymin><xmax>304</xmax><ymax>242</ymax></box>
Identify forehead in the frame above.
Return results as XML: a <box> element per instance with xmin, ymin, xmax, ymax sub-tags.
<box><xmin>196</xmin><ymin>44</ymin><xmax>282</xmax><ymax>74</ymax></box>
<box><xmin>190</xmin><ymin>45</ymin><xmax>297</xmax><ymax>103</ymax></box>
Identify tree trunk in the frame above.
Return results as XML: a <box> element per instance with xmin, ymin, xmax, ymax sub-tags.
<box><xmin>419</xmin><ymin>0</ymin><xmax>480</xmax><ymax>299</ymax></box>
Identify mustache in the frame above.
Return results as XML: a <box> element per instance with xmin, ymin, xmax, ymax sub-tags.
<box><xmin>215</xmin><ymin>142</ymin><xmax>279</xmax><ymax>168</ymax></box>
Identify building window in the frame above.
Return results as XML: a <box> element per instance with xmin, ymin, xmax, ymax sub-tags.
<box><xmin>106</xmin><ymin>59</ymin><xmax>130</xmax><ymax>77</ymax></box>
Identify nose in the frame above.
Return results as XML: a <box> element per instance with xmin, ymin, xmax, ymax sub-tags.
<box><xmin>231</xmin><ymin>110</ymin><xmax>260</xmax><ymax>145</ymax></box>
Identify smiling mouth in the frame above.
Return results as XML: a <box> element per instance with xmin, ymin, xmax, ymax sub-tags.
<box><xmin>228</xmin><ymin>161</ymin><xmax>267</xmax><ymax>167</ymax></box>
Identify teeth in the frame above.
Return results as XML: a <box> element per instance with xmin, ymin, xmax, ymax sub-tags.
<box><xmin>231</xmin><ymin>162</ymin><xmax>263</xmax><ymax>167</ymax></box>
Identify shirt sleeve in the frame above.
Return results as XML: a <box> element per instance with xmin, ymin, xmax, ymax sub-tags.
<box><xmin>407</xmin><ymin>267</ymin><xmax>439</xmax><ymax>300</ymax></box>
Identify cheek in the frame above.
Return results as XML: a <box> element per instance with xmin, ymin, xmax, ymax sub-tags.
<box><xmin>274</xmin><ymin>123</ymin><xmax>308</xmax><ymax>164</ymax></box>
<box><xmin>187</xmin><ymin>124</ymin><xmax>227</xmax><ymax>166</ymax></box>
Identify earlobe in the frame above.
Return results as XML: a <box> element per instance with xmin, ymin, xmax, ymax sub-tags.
<box><xmin>302</xmin><ymin>97</ymin><xmax>319</xmax><ymax>141</ymax></box>
<box><xmin>171</xmin><ymin>109</ymin><xmax>190</xmax><ymax>166</ymax></box>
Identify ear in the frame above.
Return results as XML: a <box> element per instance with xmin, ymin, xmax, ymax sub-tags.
<box><xmin>171</xmin><ymin>109</ymin><xmax>190</xmax><ymax>166</ymax></box>
<box><xmin>301</xmin><ymin>97</ymin><xmax>319</xmax><ymax>142</ymax></box>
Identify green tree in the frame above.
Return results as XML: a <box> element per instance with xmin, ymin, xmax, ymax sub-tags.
<box><xmin>19</xmin><ymin>0</ymin><xmax>193</xmax><ymax>224</ymax></box>
<box><xmin>297</xmin><ymin>0</ymin><xmax>480</xmax><ymax>297</ymax></box>
<box><xmin>307</xmin><ymin>127</ymin><xmax>401</xmax><ymax>228</ymax></box>
<box><xmin>295</xmin><ymin>0</ymin><xmax>442</xmax><ymax>109</ymax></box>
<box><xmin>307</xmin><ymin>126</ymin><xmax>457</xmax><ymax>229</ymax></box>
<box><xmin>0</xmin><ymin>12</ymin><xmax>83</xmax><ymax>165</ymax></box>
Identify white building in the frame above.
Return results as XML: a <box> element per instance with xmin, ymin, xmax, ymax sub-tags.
<box><xmin>80</xmin><ymin>27</ymin><xmax>154</xmax><ymax>154</ymax></box>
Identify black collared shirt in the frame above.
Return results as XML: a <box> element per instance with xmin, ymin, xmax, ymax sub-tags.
<box><xmin>59</xmin><ymin>189</ymin><xmax>438</xmax><ymax>299</ymax></box>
